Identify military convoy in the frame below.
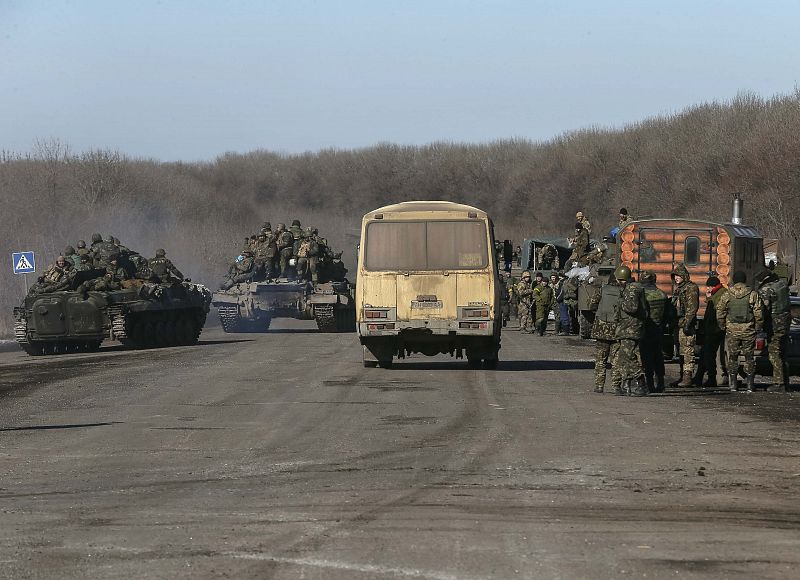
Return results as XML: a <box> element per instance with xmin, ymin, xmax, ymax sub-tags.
<box><xmin>212</xmin><ymin>220</ymin><xmax>356</xmax><ymax>333</ymax></box>
<box><xmin>14</xmin><ymin>277</ymin><xmax>211</xmax><ymax>355</ymax></box>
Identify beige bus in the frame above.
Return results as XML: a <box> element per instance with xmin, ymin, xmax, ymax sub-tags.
<box><xmin>356</xmin><ymin>201</ymin><xmax>501</xmax><ymax>369</ymax></box>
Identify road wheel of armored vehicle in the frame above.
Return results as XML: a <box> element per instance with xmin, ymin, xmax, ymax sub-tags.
<box><xmin>20</xmin><ymin>342</ymin><xmax>44</xmax><ymax>356</ymax></box>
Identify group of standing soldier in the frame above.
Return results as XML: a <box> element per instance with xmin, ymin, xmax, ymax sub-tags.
<box><xmin>30</xmin><ymin>234</ymin><xmax>184</xmax><ymax>296</ymax></box>
<box><xmin>506</xmin><ymin>270</ymin><xmax>576</xmax><ymax>336</ymax></box>
<box><xmin>221</xmin><ymin>220</ymin><xmax>341</xmax><ymax>289</ymax></box>
<box><xmin>589</xmin><ymin>263</ymin><xmax>791</xmax><ymax>396</ymax></box>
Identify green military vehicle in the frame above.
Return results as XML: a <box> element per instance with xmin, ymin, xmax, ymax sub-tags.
<box><xmin>14</xmin><ymin>275</ymin><xmax>212</xmax><ymax>355</ymax></box>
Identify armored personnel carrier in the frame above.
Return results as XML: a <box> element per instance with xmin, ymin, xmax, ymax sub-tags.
<box><xmin>212</xmin><ymin>278</ymin><xmax>355</xmax><ymax>333</ymax></box>
<box><xmin>14</xmin><ymin>279</ymin><xmax>212</xmax><ymax>356</ymax></box>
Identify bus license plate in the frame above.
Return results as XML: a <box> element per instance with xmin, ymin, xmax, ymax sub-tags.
<box><xmin>412</xmin><ymin>300</ymin><xmax>443</xmax><ymax>309</ymax></box>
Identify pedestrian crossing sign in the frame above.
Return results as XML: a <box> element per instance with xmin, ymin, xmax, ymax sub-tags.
<box><xmin>12</xmin><ymin>252</ymin><xmax>36</xmax><ymax>274</ymax></box>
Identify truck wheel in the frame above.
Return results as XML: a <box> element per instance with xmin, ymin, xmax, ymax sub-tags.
<box><xmin>378</xmin><ymin>359</ymin><xmax>393</xmax><ymax>369</ymax></box>
<box><xmin>484</xmin><ymin>357</ymin><xmax>499</xmax><ymax>370</ymax></box>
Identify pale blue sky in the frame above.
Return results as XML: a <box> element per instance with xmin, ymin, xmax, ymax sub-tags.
<box><xmin>1</xmin><ymin>0</ymin><xmax>798</xmax><ymax>160</ymax></box>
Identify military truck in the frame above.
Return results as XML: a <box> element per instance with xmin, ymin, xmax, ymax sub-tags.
<box><xmin>14</xmin><ymin>278</ymin><xmax>212</xmax><ymax>356</ymax></box>
<box><xmin>212</xmin><ymin>279</ymin><xmax>355</xmax><ymax>333</ymax></box>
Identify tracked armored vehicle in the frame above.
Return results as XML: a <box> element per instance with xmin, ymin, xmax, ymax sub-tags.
<box><xmin>212</xmin><ymin>278</ymin><xmax>355</xmax><ymax>333</ymax></box>
<box><xmin>14</xmin><ymin>280</ymin><xmax>212</xmax><ymax>356</ymax></box>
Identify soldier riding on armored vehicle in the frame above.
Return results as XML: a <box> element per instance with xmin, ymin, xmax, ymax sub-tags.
<box><xmin>212</xmin><ymin>220</ymin><xmax>355</xmax><ymax>332</ymax></box>
<box><xmin>14</xmin><ymin>237</ymin><xmax>212</xmax><ymax>355</ymax></box>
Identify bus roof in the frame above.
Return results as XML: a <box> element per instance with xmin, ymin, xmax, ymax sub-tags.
<box><xmin>365</xmin><ymin>201</ymin><xmax>488</xmax><ymax>219</ymax></box>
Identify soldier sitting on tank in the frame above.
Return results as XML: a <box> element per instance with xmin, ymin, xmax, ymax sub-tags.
<box><xmin>296</xmin><ymin>227</ymin><xmax>321</xmax><ymax>282</ymax></box>
<box><xmin>77</xmin><ymin>255</ymin><xmax>125</xmax><ymax>294</ymax></box>
<box><xmin>29</xmin><ymin>256</ymin><xmax>73</xmax><ymax>294</ymax></box>
<box><xmin>149</xmin><ymin>248</ymin><xmax>184</xmax><ymax>283</ymax></box>
<box><xmin>92</xmin><ymin>235</ymin><xmax>121</xmax><ymax>269</ymax></box>
<box><xmin>273</xmin><ymin>223</ymin><xmax>296</xmax><ymax>278</ymax></box>
<box><xmin>289</xmin><ymin>219</ymin><xmax>303</xmax><ymax>241</ymax></box>
<box><xmin>252</xmin><ymin>232</ymin><xmax>275</xmax><ymax>281</ymax></box>
<box><xmin>76</xmin><ymin>239</ymin><xmax>90</xmax><ymax>257</ymax></box>
<box><xmin>221</xmin><ymin>250</ymin><xmax>256</xmax><ymax>290</ymax></box>
<box><xmin>63</xmin><ymin>245</ymin><xmax>81</xmax><ymax>269</ymax></box>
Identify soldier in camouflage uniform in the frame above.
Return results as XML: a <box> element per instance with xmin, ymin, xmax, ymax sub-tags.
<box><xmin>149</xmin><ymin>249</ymin><xmax>184</xmax><ymax>282</ymax></box>
<box><xmin>92</xmin><ymin>235</ymin><xmax>120</xmax><ymax>269</ymax></box>
<box><xmin>289</xmin><ymin>219</ymin><xmax>303</xmax><ymax>241</ymax></box>
<box><xmin>296</xmin><ymin>227</ymin><xmax>321</xmax><ymax>282</ymax></box>
<box><xmin>274</xmin><ymin>223</ymin><xmax>296</xmax><ymax>278</ymax></box>
<box><xmin>618</xmin><ymin>208</ymin><xmax>634</xmax><ymax>231</ymax></box>
<box><xmin>756</xmin><ymin>269</ymin><xmax>791</xmax><ymax>392</ymax></box>
<box><xmin>567</xmin><ymin>223</ymin><xmax>590</xmax><ymax>268</ymax></box>
<box><xmin>515</xmin><ymin>271</ymin><xmax>534</xmax><ymax>333</ymax></box>
<box><xmin>589</xmin><ymin>272</ymin><xmax>622</xmax><ymax>394</ymax></box>
<box><xmin>252</xmin><ymin>232</ymin><xmax>272</xmax><ymax>280</ymax></box>
<box><xmin>76</xmin><ymin>240</ymin><xmax>89</xmax><ymax>257</ymax></box>
<box><xmin>670</xmin><ymin>263</ymin><xmax>699</xmax><ymax>387</ymax></box>
<box><xmin>534</xmin><ymin>278</ymin><xmax>554</xmax><ymax>336</ymax></box>
<box><xmin>716</xmin><ymin>270</ymin><xmax>764</xmax><ymax>393</ymax></box>
<box><xmin>221</xmin><ymin>250</ymin><xmax>256</xmax><ymax>290</ymax></box>
<box><xmin>640</xmin><ymin>271</ymin><xmax>667</xmax><ymax>393</ymax></box>
<box><xmin>30</xmin><ymin>256</ymin><xmax>73</xmax><ymax>294</ymax></box>
<box><xmin>575</xmin><ymin>211</ymin><xmax>592</xmax><ymax>235</ymax></box>
<box><xmin>613</xmin><ymin>265</ymin><xmax>648</xmax><ymax>396</ymax></box>
<box><xmin>63</xmin><ymin>245</ymin><xmax>80</xmax><ymax>269</ymax></box>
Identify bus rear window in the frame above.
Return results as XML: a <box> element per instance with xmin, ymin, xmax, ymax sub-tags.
<box><xmin>365</xmin><ymin>221</ymin><xmax>488</xmax><ymax>270</ymax></box>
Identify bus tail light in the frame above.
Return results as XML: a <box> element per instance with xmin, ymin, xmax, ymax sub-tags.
<box><xmin>459</xmin><ymin>322</ymin><xmax>488</xmax><ymax>329</ymax></box>
<box><xmin>463</xmin><ymin>309</ymin><xmax>489</xmax><ymax>318</ymax></box>
<box><xmin>368</xmin><ymin>323</ymin><xmax>395</xmax><ymax>330</ymax></box>
<box><xmin>365</xmin><ymin>309</ymin><xmax>388</xmax><ymax>319</ymax></box>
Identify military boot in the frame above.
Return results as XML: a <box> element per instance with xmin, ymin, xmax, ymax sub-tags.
<box><xmin>593</xmin><ymin>384</ymin><xmax>604</xmax><ymax>393</ymax></box>
<box><xmin>745</xmin><ymin>373</ymin><xmax>755</xmax><ymax>393</ymax></box>
<box><xmin>655</xmin><ymin>375</ymin><xmax>665</xmax><ymax>393</ymax></box>
<box><xmin>702</xmin><ymin>374</ymin><xmax>717</xmax><ymax>388</ymax></box>
<box><xmin>728</xmin><ymin>371</ymin><xmax>739</xmax><ymax>392</ymax></box>
<box><xmin>645</xmin><ymin>374</ymin><xmax>655</xmax><ymax>392</ymax></box>
<box><xmin>612</xmin><ymin>382</ymin><xmax>626</xmax><ymax>396</ymax></box>
<box><xmin>677</xmin><ymin>371</ymin><xmax>694</xmax><ymax>387</ymax></box>
<box><xmin>719</xmin><ymin>374</ymin><xmax>729</xmax><ymax>387</ymax></box>
<box><xmin>630</xmin><ymin>376</ymin><xmax>648</xmax><ymax>396</ymax></box>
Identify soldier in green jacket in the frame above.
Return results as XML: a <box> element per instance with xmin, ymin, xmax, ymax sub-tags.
<box><xmin>614</xmin><ymin>265</ymin><xmax>648</xmax><ymax>396</ymax></box>
<box><xmin>757</xmin><ymin>269</ymin><xmax>791</xmax><ymax>392</ymax></box>
<box><xmin>671</xmin><ymin>263</ymin><xmax>700</xmax><ymax>387</ymax></box>
<box><xmin>640</xmin><ymin>271</ymin><xmax>667</xmax><ymax>393</ymax></box>
<box><xmin>589</xmin><ymin>273</ymin><xmax>622</xmax><ymax>394</ymax></box>
<box><xmin>716</xmin><ymin>270</ymin><xmax>764</xmax><ymax>392</ymax></box>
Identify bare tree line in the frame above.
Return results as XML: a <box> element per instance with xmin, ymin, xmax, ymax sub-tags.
<box><xmin>2</xmin><ymin>90</ymin><xmax>800</xmax><ymax>337</ymax></box>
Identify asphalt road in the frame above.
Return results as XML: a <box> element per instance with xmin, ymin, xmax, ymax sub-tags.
<box><xmin>1</xmin><ymin>321</ymin><xmax>799</xmax><ymax>579</ymax></box>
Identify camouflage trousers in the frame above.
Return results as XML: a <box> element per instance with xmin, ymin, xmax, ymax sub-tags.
<box><xmin>595</xmin><ymin>340</ymin><xmax>621</xmax><ymax>390</ymax></box>
<box><xmin>614</xmin><ymin>338</ymin><xmax>643</xmax><ymax>381</ymax></box>
<box><xmin>678</xmin><ymin>331</ymin><xmax>697</xmax><ymax>374</ymax></box>
<box><xmin>518</xmin><ymin>303</ymin><xmax>532</xmax><ymax>331</ymax></box>
<box><xmin>768</xmin><ymin>329</ymin><xmax>789</xmax><ymax>385</ymax></box>
<box><xmin>726</xmin><ymin>332</ymin><xmax>755</xmax><ymax>376</ymax></box>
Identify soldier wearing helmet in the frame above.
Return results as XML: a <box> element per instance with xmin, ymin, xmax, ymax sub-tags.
<box><xmin>671</xmin><ymin>263</ymin><xmax>699</xmax><ymax>387</ymax></box>
<box><xmin>275</xmin><ymin>223</ymin><xmax>296</xmax><ymax>277</ymax></box>
<box><xmin>756</xmin><ymin>268</ymin><xmax>791</xmax><ymax>392</ymax></box>
<box><xmin>613</xmin><ymin>265</ymin><xmax>648</xmax><ymax>395</ymax></box>
<box><xmin>63</xmin><ymin>245</ymin><xmax>80</xmax><ymax>268</ymax></box>
<box><xmin>149</xmin><ymin>248</ymin><xmax>184</xmax><ymax>282</ymax></box>
<box><xmin>221</xmin><ymin>249</ymin><xmax>256</xmax><ymax>290</ymax></box>
<box><xmin>515</xmin><ymin>271</ymin><xmax>534</xmax><ymax>333</ymax></box>
<box><xmin>588</xmin><ymin>270</ymin><xmax>622</xmax><ymax>393</ymax></box>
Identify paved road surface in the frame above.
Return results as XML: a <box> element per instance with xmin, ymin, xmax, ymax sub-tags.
<box><xmin>1</xmin><ymin>321</ymin><xmax>799</xmax><ymax>579</ymax></box>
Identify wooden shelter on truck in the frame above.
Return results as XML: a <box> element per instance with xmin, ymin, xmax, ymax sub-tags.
<box><xmin>617</xmin><ymin>218</ymin><xmax>764</xmax><ymax>316</ymax></box>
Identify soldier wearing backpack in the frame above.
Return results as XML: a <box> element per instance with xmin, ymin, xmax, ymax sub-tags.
<box><xmin>613</xmin><ymin>265</ymin><xmax>649</xmax><ymax>396</ymax></box>
<box><xmin>756</xmin><ymin>269</ymin><xmax>791</xmax><ymax>392</ymax></box>
<box><xmin>588</xmin><ymin>272</ymin><xmax>623</xmax><ymax>394</ymax></box>
<box><xmin>716</xmin><ymin>271</ymin><xmax>764</xmax><ymax>393</ymax></box>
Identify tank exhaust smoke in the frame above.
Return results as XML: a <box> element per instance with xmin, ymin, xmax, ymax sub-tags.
<box><xmin>732</xmin><ymin>192</ymin><xmax>743</xmax><ymax>225</ymax></box>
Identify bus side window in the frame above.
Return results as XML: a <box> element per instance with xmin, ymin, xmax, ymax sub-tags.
<box><xmin>685</xmin><ymin>236</ymin><xmax>700</xmax><ymax>266</ymax></box>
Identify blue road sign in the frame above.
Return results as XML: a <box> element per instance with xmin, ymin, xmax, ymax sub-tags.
<box><xmin>12</xmin><ymin>252</ymin><xmax>36</xmax><ymax>274</ymax></box>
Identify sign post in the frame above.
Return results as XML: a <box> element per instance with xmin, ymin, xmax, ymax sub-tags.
<box><xmin>12</xmin><ymin>251</ymin><xmax>36</xmax><ymax>293</ymax></box>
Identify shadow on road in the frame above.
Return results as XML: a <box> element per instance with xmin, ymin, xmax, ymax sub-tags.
<box><xmin>383</xmin><ymin>360</ymin><xmax>595</xmax><ymax>371</ymax></box>
<box><xmin>0</xmin><ymin>421</ymin><xmax>120</xmax><ymax>432</ymax></box>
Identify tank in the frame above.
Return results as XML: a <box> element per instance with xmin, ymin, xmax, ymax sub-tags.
<box><xmin>13</xmin><ymin>280</ymin><xmax>212</xmax><ymax>356</ymax></box>
<box><xmin>212</xmin><ymin>278</ymin><xmax>355</xmax><ymax>333</ymax></box>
